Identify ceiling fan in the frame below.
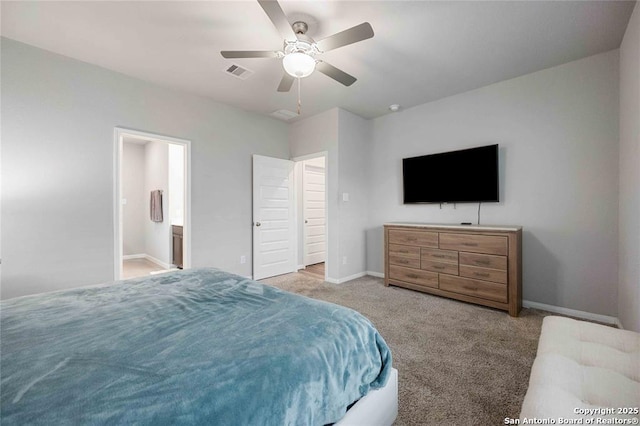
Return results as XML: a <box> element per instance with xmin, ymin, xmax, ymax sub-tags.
<box><xmin>221</xmin><ymin>0</ymin><xmax>374</xmax><ymax>92</ymax></box>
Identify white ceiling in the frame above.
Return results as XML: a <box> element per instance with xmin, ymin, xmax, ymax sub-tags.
<box><xmin>1</xmin><ymin>1</ymin><xmax>635</xmax><ymax>121</ymax></box>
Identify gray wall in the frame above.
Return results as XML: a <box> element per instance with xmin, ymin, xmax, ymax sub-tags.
<box><xmin>1</xmin><ymin>38</ymin><xmax>288</xmax><ymax>299</ymax></box>
<box><xmin>144</xmin><ymin>141</ymin><xmax>170</xmax><ymax>265</ymax></box>
<box><xmin>122</xmin><ymin>142</ymin><xmax>145</xmax><ymax>255</ymax></box>
<box><xmin>337</xmin><ymin>109</ymin><xmax>370</xmax><ymax>278</ymax></box>
<box><xmin>366</xmin><ymin>50</ymin><xmax>620</xmax><ymax>317</ymax></box>
<box><xmin>618</xmin><ymin>4</ymin><xmax>640</xmax><ymax>332</ymax></box>
<box><xmin>122</xmin><ymin>140</ymin><xmax>177</xmax><ymax>265</ymax></box>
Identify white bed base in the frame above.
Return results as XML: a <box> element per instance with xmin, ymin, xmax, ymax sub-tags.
<box><xmin>335</xmin><ymin>368</ymin><xmax>398</xmax><ymax>426</ymax></box>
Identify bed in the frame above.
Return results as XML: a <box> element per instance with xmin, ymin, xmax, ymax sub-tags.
<box><xmin>0</xmin><ymin>268</ymin><xmax>396</xmax><ymax>425</ymax></box>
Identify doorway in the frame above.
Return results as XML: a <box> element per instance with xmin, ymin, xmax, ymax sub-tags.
<box><xmin>113</xmin><ymin>128</ymin><xmax>191</xmax><ymax>280</ymax></box>
<box><xmin>294</xmin><ymin>153</ymin><xmax>328</xmax><ymax>281</ymax></box>
<box><xmin>250</xmin><ymin>153</ymin><xmax>329</xmax><ymax>282</ymax></box>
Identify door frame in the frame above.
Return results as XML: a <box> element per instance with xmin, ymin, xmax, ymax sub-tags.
<box><xmin>113</xmin><ymin>127</ymin><xmax>192</xmax><ymax>280</ymax></box>
<box><xmin>293</xmin><ymin>151</ymin><xmax>328</xmax><ymax>282</ymax></box>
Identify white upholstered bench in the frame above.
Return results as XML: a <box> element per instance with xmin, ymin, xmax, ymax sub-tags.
<box><xmin>520</xmin><ymin>316</ymin><xmax>639</xmax><ymax>423</ymax></box>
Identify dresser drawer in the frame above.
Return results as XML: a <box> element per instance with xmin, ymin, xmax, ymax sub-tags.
<box><xmin>421</xmin><ymin>259</ymin><xmax>458</xmax><ymax>275</ymax></box>
<box><xmin>389</xmin><ymin>254</ymin><xmax>420</xmax><ymax>268</ymax></box>
<box><xmin>389</xmin><ymin>244</ymin><xmax>420</xmax><ymax>258</ymax></box>
<box><xmin>388</xmin><ymin>229</ymin><xmax>438</xmax><ymax>247</ymax></box>
<box><xmin>459</xmin><ymin>265</ymin><xmax>507</xmax><ymax>284</ymax></box>
<box><xmin>439</xmin><ymin>233</ymin><xmax>507</xmax><ymax>255</ymax></box>
<box><xmin>389</xmin><ymin>265</ymin><xmax>438</xmax><ymax>288</ymax></box>
<box><xmin>439</xmin><ymin>275</ymin><xmax>507</xmax><ymax>303</ymax></box>
<box><xmin>421</xmin><ymin>248</ymin><xmax>458</xmax><ymax>264</ymax></box>
<box><xmin>459</xmin><ymin>252</ymin><xmax>507</xmax><ymax>270</ymax></box>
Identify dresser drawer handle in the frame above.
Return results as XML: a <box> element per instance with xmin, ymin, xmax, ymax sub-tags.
<box><xmin>407</xmin><ymin>273</ymin><xmax>418</xmax><ymax>279</ymax></box>
<box><xmin>400</xmin><ymin>250</ymin><xmax>409</xmax><ymax>253</ymax></box>
<box><xmin>474</xmin><ymin>272</ymin><xmax>490</xmax><ymax>278</ymax></box>
<box><xmin>475</xmin><ymin>260</ymin><xmax>490</xmax><ymax>265</ymax></box>
<box><xmin>463</xmin><ymin>285</ymin><xmax>477</xmax><ymax>291</ymax></box>
<box><xmin>432</xmin><ymin>254</ymin><xmax>445</xmax><ymax>258</ymax></box>
<box><xmin>407</xmin><ymin>237</ymin><xmax>417</xmax><ymax>242</ymax></box>
<box><xmin>463</xmin><ymin>242</ymin><xmax>478</xmax><ymax>247</ymax></box>
<box><xmin>397</xmin><ymin>259</ymin><xmax>409</xmax><ymax>264</ymax></box>
<box><xmin>433</xmin><ymin>266</ymin><xmax>444</xmax><ymax>270</ymax></box>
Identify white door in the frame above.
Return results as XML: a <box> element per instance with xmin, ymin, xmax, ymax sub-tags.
<box><xmin>252</xmin><ymin>155</ymin><xmax>296</xmax><ymax>280</ymax></box>
<box><xmin>303</xmin><ymin>157</ymin><xmax>326</xmax><ymax>266</ymax></box>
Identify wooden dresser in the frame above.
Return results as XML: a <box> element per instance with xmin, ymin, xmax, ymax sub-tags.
<box><xmin>384</xmin><ymin>223</ymin><xmax>522</xmax><ymax>316</ymax></box>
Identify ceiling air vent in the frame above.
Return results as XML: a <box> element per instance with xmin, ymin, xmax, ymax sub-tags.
<box><xmin>270</xmin><ymin>109</ymin><xmax>299</xmax><ymax>121</ymax></box>
<box><xmin>224</xmin><ymin>64</ymin><xmax>254</xmax><ymax>80</ymax></box>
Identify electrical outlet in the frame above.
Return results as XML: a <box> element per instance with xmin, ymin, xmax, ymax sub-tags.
<box><xmin>240</xmin><ymin>255</ymin><xmax>246</xmax><ymax>264</ymax></box>
<box><xmin>342</xmin><ymin>256</ymin><xmax>347</xmax><ymax>265</ymax></box>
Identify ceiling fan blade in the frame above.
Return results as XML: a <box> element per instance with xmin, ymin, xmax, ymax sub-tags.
<box><xmin>315</xmin><ymin>22</ymin><xmax>374</xmax><ymax>52</ymax></box>
<box><xmin>257</xmin><ymin>0</ymin><xmax>296</xmax><ymax>41</ymax></box>
<box><xmin>316</xmin><ymin>61</ymin><xmax>357</xmax><ymax>87</ymax></box>
<box><xmin>221</xmin><ymin>50</ymin><xmax>279</xmax><ymax>59</ymax></box>
<box><xmin>277</xmin><ymin>73</ymin><xmax>295</xmax><ymax>92</ymax></box>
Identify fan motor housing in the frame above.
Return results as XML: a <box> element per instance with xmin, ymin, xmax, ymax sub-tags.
<box><xmin>292</xmin><ymin>21</ymin><xmax>308</xmax><ymax>35</ymax></box>
<box><xmin>284</xmin><ymin>39</ymin><xmax>318</xmax><ymax>56</ymax></box>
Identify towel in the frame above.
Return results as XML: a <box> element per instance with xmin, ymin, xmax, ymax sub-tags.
<box><xmin>150</xmin><ymin>190</ymin><xmax>163</xmax><ymax>222</ymax></box>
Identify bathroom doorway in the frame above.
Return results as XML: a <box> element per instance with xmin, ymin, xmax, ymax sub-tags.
<box><xmin>113</xmin><ymin>128</ymin><xmax>191</xmax><ymax>280</ymax></box>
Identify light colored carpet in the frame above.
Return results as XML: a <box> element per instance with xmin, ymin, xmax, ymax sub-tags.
<box><xmin>262</xmin><ymin>272</ymin><xmax>549</xmax><ymax>426</ymax></box>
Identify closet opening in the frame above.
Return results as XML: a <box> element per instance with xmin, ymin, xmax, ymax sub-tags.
<box><xmin>294</xmin><ymin>153</ymin><xmax>328</xmax><ymax>281</ymax></box>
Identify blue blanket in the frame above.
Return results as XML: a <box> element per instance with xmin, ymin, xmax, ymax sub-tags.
<box><xmin>1</xmin><ymin>268</ymin><xmax>392</xmax><ymax>425</ymax></box>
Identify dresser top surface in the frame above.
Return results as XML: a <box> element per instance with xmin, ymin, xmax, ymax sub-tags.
<box><xmin>384</xmin><ymin>222</ymin><xmax>522</xmax><ymax>232</ymax></box>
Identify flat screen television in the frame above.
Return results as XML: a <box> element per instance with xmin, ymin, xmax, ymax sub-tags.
<box><xmin>403</xmin><ymin>144</ymin><xmax>499</xmax><ymax>204</ymax></box>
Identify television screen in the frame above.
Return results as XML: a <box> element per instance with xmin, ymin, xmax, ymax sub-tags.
<box><xmin>403</xmin><ymin>144</ymin><xmax>499</xmax><ymax>204</ymax></box>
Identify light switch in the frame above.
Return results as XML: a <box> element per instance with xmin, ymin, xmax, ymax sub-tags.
<box><xmin>342</xmin><ymin>193</ymin><xmax>349</xmax><ymax>202</ymax></box>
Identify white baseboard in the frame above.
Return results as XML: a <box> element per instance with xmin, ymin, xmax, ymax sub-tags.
<box><xmin>123</xmin><ymin>254</ymin><xmax>172</xmax><ymax>270</ymax></box>
<box><xmin>522</xmin><ymin>300</ymin><xmax>619</xmax><ymax>326</ymax></box>
<box><xmin>327</xmin><ymin>271</ymin><xmax>383</xmax><ymax>283</ymax></box>
<box><xmin>297</xmin><ymin>264</ymin><xmax>305</xmax><ymax>271</ymax></box>
<box><xmin>123</xmin><ymin>254</ymin><xmax>146</xmax><ymax>260</ymax></box>
<box><xmin>326</xmin><ymin>271</ymin><xmax>368</xmax><ymax>284</ymax></box>
<box><xmin>144</xmin><ymin>254</ymin><xmax>172</xmax><ymax>270</ymax></box>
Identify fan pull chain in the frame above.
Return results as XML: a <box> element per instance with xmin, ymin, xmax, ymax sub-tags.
<box><xmin>297</xmin><ymin>77</ymin><xmax>301</xmax><ymax>115</ymax></box>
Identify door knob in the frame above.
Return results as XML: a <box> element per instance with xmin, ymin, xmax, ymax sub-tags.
<box><xmin>305</xmin><ymin>220</ymin><xmax>308</xmax><ymax>224</ymax></box>
<box><xmin>255</xmin><ymin>222</ymin><xmax>261</xmax><ymax>227</ymax></box>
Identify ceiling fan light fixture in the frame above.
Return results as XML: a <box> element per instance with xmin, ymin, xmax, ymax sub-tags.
<box><xmin>283</xmin><ymin>52</ymin><xmax>316</xmax><ymax>78</ymax></box>
<box><xmin>221</xmin><ymin>2</ymin><xmax>374</xmax><ymax>90</ymax></box>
